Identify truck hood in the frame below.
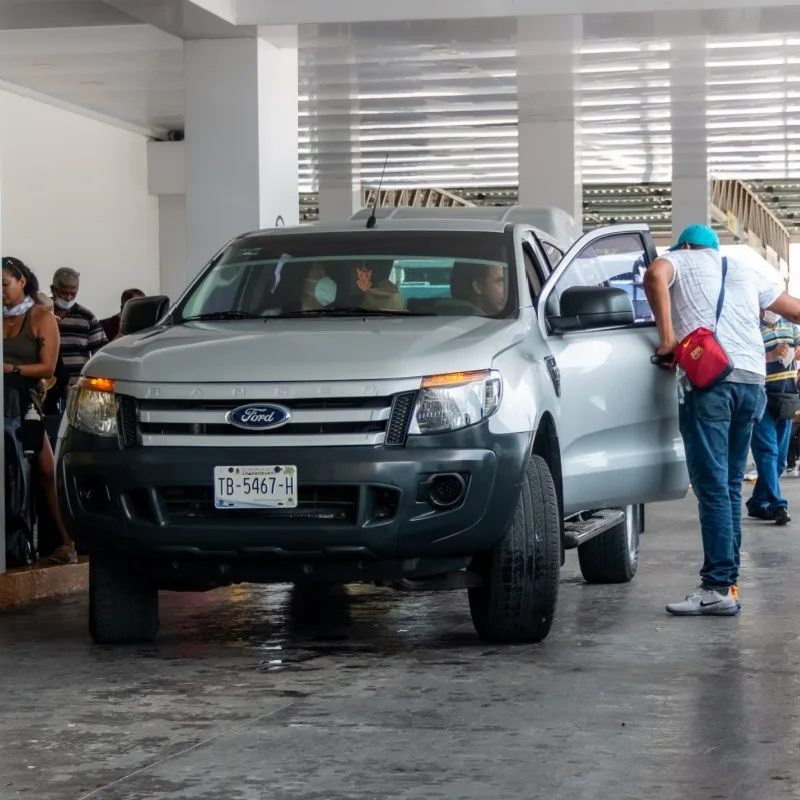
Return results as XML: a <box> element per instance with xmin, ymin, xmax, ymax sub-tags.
<box><xmin>87</xmin><ymin>317</ymin><xmax>525</xmax><ymax>384</ymax></box>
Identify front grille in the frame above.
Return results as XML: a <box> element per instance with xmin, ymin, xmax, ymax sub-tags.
<box><xmin>141</xmin><ymin>422</ymin><xmax>386</xmax><ymax>437</ymax></box>
<box><xmin>124</xmin><ymin>388</ymin><xmax>420</xmax><ymax>448</ymax></box>
<box><xmin>386</xmin><ymin>391</ymin><xmax>418</xmax><ymax>446</ymax></box>
<box><xmin>117</xmin><ymin>396</ymin><xmax>138</xmax><ymax>448</ymax></box>
<box><xmin>141</xmin><ymin>397</ymin><xmax>388</xmax><ymax>412</ymax></box>
<box><xmin>159</xmin><ymin>485</ymin><xmax>359</xmax><ymax>524</ymax></box>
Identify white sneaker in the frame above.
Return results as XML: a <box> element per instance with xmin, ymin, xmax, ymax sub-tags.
<box><xmin>666</xmin><ymin>586</ymin><xmax>739</xmax><ymax>617</ymax></box>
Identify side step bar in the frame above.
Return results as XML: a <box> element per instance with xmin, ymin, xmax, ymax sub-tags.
<box><xmin>564</xmin><ymin>509</ymin><xmax>626</xmax><ymax>550</ymax></box>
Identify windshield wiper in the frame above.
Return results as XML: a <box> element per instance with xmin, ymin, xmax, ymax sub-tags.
<box><xmin>180</xmin><ymin>311</ymin><xmax>263</xmax><ymax>323</ymax></box>
<box><xmin>275</xmin><ymin>307</ymin><xmax>437</xmax><ymax>318</ymax></box>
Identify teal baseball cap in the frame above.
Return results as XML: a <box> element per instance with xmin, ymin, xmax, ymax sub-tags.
<box><xmin>669</xmin><ymin>224</ymin><xmax>720</xmax><ymax>251</ymax></box>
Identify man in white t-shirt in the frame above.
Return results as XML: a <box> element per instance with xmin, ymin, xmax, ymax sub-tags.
<box><xmin>644</xmin><ymin>224</ymin><xmax>800</xmax><ymax>616</ymax></box>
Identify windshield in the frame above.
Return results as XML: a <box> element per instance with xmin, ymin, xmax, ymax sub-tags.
<box><xmin>174</xmin><ymin>230</ymin><xmax>516</xmax><ymax>322</ymax></box>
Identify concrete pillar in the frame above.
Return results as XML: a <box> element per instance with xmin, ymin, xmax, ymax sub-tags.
<box><xmin>671</xmin><ymin>37</ymin><xmax>708</xmax><ymax>238</ymax></box>
<box><xmin>311</xmin><ymin>49</ymin><xmax>363</xmax><ymax>223</ymax></box>
<box><xmin>184</xmin><ymin>27</ymin><xmax>299</xmax><ymax>281</ymax></box>
<box><xmin>318</xmin><ymin>182</ymin><xmax>361</xmax><ymax>223</ymax></box>
<box><xmin>517</xmin><ymin>16</ymin><xmax>583</xmax><ymax>227</ymax></box>
<box><xmin>518</xmin><ymin>121</ymin><xmax>582</xmax><ymax>225</ymax></box>
<box><xmin>147</xmin><ymin>141</ymin><xmax>187</xmax><ymax>300</ymax></box>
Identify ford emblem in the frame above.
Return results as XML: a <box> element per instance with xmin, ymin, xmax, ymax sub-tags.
<box><xmin>226</xmin><ymin>403</ymin><xmax>291</xmax><ymax>431</ymax></box>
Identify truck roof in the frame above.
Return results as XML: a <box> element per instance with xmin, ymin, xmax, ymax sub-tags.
<box><xmin>350</xmin><ymin>205</ymin><xmax>581</xmax><ymax>249</ymax></box>
<box><xmin>238</xmin><ymin>205</ymin><xmax>579</xmax><ymax>251</ymax></box>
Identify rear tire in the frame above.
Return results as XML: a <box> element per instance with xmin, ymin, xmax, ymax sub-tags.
<box><xmin>578</xmin><ymin>504</ymin><xmax>641</xmax><ymax>584</ymax></box>
<box><xmin>89</xmin><ymin>553</ymin><xmax>159</xmax><ymax>644</ymax></box>
<box><xmin>468</xmin><ymin>455</ymin><xmax>561</xmax><ymax>643</ymax></box>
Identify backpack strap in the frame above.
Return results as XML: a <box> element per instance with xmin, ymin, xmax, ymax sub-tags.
<box><xmin>715</xmin><ymin>256</ymin><xmax>728</xmax><ymax>327</ymax></box>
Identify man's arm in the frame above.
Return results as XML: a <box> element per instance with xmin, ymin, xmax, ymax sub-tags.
<box><xmin>87</xmin><ymin>315</ymin><xmax>109</xmax><ymax>355</ymax></box>
<box><xmin>643</xmin><ymin>257</ymin><xmax>677</xmax><ymax>355</ymax></box>
<box><xmin>767</xmin><ymin>293</ymin><xmax>800</xmax><ymax>326</ymax></box>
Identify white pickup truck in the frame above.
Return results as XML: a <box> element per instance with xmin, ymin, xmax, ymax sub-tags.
<box><xmin>56</xmin><ymin>206</ymin><xmax>688</xmax><ymax>644</ymax></box>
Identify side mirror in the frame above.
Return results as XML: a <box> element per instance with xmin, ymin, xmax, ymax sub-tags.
<box><xmin>549</xmin><ymin>286</ymin><xmax>634</xmax><ymax>333</ymax></box>
<box><xmin>120</xmin><ymin>295</ymin><xmax>170</xmax><ymax>336</ymax></box>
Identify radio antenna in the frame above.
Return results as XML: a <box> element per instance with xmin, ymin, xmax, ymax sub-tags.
<box><xmin>366</xmin><ymin>154</ymin><xmax>389</xmax><ymax>229</ymax></box>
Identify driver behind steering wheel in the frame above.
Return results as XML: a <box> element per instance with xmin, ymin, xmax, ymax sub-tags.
<box><xmin>450</xmin><ymin>262</ymin><xmax>506</xmax><ymax>316</ymax></box>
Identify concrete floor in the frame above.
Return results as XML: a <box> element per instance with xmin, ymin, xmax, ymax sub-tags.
<box><xmin>2</xmin><ymin>485</ymin><xmax>800</xmax><ymax>800</ymax></box>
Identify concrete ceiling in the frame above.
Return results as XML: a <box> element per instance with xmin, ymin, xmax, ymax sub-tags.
<box><xmin>2</xmin><ymin>0</ymin><xmax>800</xmax><ymax>200</ymax></box>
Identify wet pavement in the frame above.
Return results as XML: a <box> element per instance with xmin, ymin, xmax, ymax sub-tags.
<box><xmin>3</xmin><ymin>485</ymin><xmax>800</xmax><ymax>800</ymax></box>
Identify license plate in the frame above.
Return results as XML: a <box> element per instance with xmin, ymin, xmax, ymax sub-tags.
<box><xmin>213</xmin><ymin>465</ymin><xmax>298</xmax><ymax>509</ymax></box>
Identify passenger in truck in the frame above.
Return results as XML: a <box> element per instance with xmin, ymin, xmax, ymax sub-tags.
<box><xmin>450</xmin><ymin>262</ymin><xmax>506</xmax><ymax>316</ymax></box>
<box><xmin>267</xmin><ymin>262</ymin><xmax>336</xmax><ymax>312</ymax></box>
<box><xmin>359</xmin><ymin>261</ymin><xmax>404</xmax><ymax>311</ymax></box>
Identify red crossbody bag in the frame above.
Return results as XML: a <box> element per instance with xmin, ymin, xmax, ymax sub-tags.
<box><xmin>673</xmin><ymin>257</ymin><xmax>734</xmax><ymax>390</ymax></box>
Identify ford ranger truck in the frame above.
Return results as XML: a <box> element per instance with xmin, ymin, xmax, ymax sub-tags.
<box><xmin>56</xmin><ymin>206</ymin><xmax>688</xmax><ymax>644</ymax></box>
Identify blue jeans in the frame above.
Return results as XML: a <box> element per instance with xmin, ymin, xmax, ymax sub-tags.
<box><xmin>747</xmin><ymin>405</ymin><xmax>792</xmax><ymax>515</ymax></box>
<box><xmin>679</xmin><ymin>381</ymin><xmax>767</xmax><ymax>588</ymax></box>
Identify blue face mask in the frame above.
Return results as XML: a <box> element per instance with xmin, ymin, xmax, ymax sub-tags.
<box><xmin>53</xmin><ymin>296</ymin><xmax>76</xmax><ymax>311</ymax></box>
<box><xmin>3</xmin><ymin>296</ymin><xmax>34</xmax><ymax>318</ymax></box>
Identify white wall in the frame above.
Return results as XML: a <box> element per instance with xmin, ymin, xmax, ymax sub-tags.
<box><xmin>0</xmin><ymin>90</ymin><xmax>159</xmax><ymax>320</ymax></box>
<box><xmin>158</xmin><ymin>195</ymin><xmax>187</xmax><ymax>303</ymax></box>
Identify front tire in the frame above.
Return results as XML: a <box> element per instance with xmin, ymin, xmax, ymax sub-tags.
<box><xmin>578</xmin><ymin>504</ymin><xmax>641</xmax><ymax>584</ymax></box>
<box><xmin>89</xmin><ymin>553</ymin><xmax>159</xmax><ymax>644</ymax></box>
<box><xmin>468</xmin><ymin>455</ymin><xmax>561</xmax><ymax>643</ymax></box>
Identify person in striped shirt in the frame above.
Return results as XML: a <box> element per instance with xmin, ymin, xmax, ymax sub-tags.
<box><xmin>746</xmin><ymin>310</ymin><xmax>800</xmax><ymax>525</ymax></box>
<box><xmin>49</xmin><ymin>268</ymin><xmax>107</xmax><ymax>402</ymax></box>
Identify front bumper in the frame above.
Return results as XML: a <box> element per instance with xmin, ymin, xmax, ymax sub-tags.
<box><xmin>57</xmin><ymin>426</ymin><xmax>529</xmax><ymax>572</ymax></box>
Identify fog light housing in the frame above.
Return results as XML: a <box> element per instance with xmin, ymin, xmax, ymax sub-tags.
<box><xmin>427</xmin><ymin>473</ymin><xmax>466</xmax><ymax>509</ymax></box>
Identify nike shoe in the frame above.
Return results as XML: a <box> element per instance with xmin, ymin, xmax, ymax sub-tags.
<box><xmin>666</xmin><ymin>586</ymin><xmax>739</xmax><ymax>617</ymax></box>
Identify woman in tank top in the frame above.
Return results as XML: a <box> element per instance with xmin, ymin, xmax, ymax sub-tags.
<box><xmin>2</xmin><ymin>257</ymin><xmax>76</xmax><ymax>565</ymax></box>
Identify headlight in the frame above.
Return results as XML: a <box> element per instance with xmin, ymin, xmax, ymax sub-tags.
<box><xmin>409</xmin><ymin>370</ymin><xmax>503</xmax><ymax>435</ymax></box>
<box><xmin>68</xmin><ymin>377</ymin><xmax>118</xmax><ymax>438</ymax></box>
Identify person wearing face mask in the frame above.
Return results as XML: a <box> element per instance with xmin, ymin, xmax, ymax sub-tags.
<box><xmin>49</xmin><ymin>268</ymin><xmax>107</xmax><ymax>402</ymax></box>
<box><xmin>745</xmin><ymin>309</ymin><xmax>800</xmax><ymax>525</ymax></box>
<box><xmin>300</xmin><ymin>264</ymin><xmax>337</xmax><ymax>311</ymax></box>
<box><xmin>1</xmin><ymin>257</ymin><xmax>76</xmax><ymax>564</ymax></box>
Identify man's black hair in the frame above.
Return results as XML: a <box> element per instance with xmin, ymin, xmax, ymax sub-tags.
<box><xmin>120</xmin><ymin>288</ymin><xmax>145</xmax><ymax>309</ymax></box>
<box><xmin>450</xmin><ymin>262</ymin><xmax>490</xmax><ymax>302</ymax></box>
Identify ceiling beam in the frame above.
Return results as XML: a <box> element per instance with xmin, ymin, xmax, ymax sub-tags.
<box><xmin>101</xmin><ymin>0</ymin><xmax>253</xmax><ymax>39</ymax></box>
<box><xmin>0</xmin><ymin>77</ymin><xmax>162</xmax><ymax>138</ymax></box>
<box><xmin>236</xmin><ymin>0</ymin><xmax>800</xmax><ymax>25</ymax></box>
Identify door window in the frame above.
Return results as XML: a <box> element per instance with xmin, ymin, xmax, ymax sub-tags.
<box><xmin>522</xmin><ymin>248</ymin><xmax>544</xmax><ymax>299</ymax></box>
<box><xmin>542</xmin><ymin>242</ymin><xmax>564</xmax><ymax>269</ymax></box>
<box><xmin>551</xmin><ymin>232</ymin><xmax>654</xmax><ymax>324</ymax></box>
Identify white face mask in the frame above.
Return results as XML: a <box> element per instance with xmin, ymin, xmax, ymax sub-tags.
<box><xmin>763</xmin><ymin>310</ymin><xmax>780</xmax><ymax>326</ymax></box>
<box><xmin>313</xmin><ymin>276</ymin><xmax>337</xmax><ymax>307</ymax></box>
<box><xmin>3</xmin><ymin>296</ymin><xmax>34</xmax><ymax>318</ymax></box>
<box><xmin>53</xmin><ymin>296</ymin><xmax>76</xmax><ymax>311</ymax></box>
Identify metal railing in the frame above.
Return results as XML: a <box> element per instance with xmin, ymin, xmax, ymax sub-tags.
<box><xmin>710</xmin><ymin>178</ymin><xmax>791</xmax><ymax>277</ymax></box>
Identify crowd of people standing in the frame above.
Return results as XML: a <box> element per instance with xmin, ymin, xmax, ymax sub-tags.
<box><xmin>2</xmin><ymin>256</ymin><xmax>143</xmax><ymax>566</ymax></box>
